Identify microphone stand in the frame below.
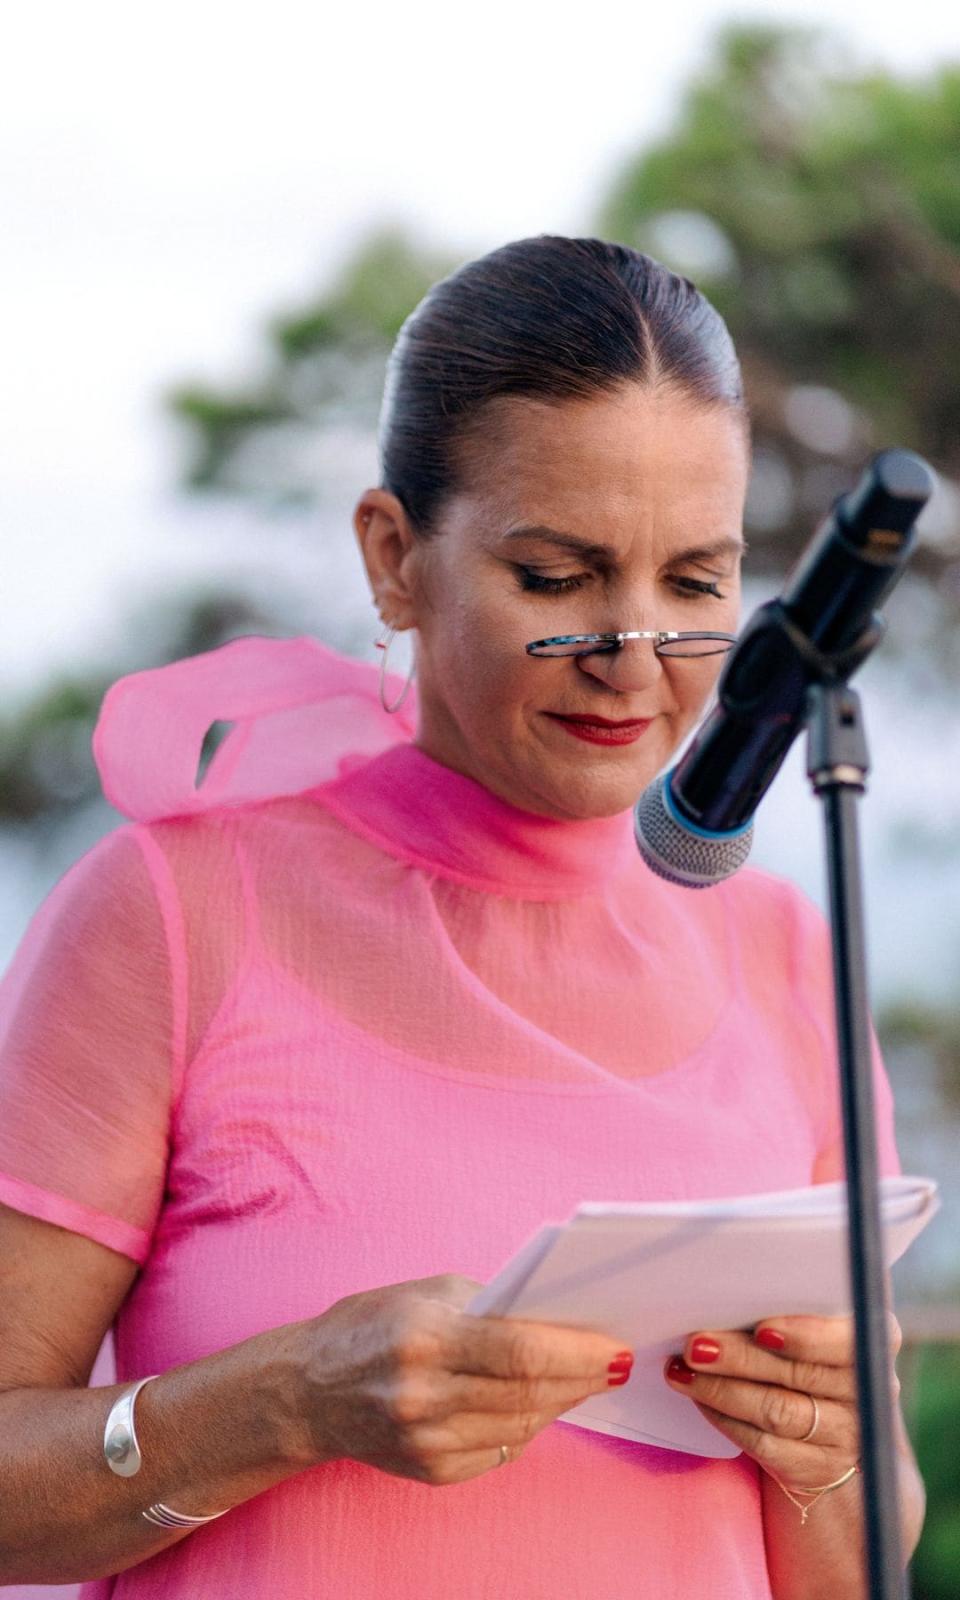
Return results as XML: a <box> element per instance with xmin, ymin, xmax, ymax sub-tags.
<box><xmin>635</xmin><ymin>444</ymin><xmax>934</xmax><ymax>1593</ymax></box>
<box><xmin>804</xmin><ymin>674</ymin><xmax>908</xmax><ymax>1599</ymax></box>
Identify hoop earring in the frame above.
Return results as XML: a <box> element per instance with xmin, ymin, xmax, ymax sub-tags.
<box><xmin>375</xmin><ymin>624</ymin><xmax>416</xmax><ymax>714</ymax></box>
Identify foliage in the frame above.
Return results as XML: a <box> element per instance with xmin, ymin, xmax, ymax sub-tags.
<box><xmin>0</xmin><ymin>591</ymin><xmax>274</xmax><ymax>826</ymax></box>
<box><xmin>879</xmin><ymin>1000</ymin><xmax>960</xmax><ymax>1108</ymax></box>
<box><xmin>908</xmin><ymin>1344</ymin><xmax>960</xmax><ymax>1600</ymax></box>
<box><xmin>595</xmin><ymin>22</ymin><xmax>960</xmax><ymax>587</ymax></box>
<box><xmin>166</xmin><ymin>227</ymin><xmax>463</xmax><ymax>505</ymax></box>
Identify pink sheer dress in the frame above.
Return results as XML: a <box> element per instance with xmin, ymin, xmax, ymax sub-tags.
<box><xmin>0</xmin><ymin>634</ymin><xmax>901</xmax><ymax>1600</ymax></box>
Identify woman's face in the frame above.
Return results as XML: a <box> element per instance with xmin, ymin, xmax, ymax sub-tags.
<box><xmin>356</xmin><ymin>381</ymin><xmax>750</xmax><ymax>821</ymax></box>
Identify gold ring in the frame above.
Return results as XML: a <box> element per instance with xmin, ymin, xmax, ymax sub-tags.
<box><xmin>798</xmin><ymin>1394</ymin><xmax>820</xmax><ymax>1442</ymax></box>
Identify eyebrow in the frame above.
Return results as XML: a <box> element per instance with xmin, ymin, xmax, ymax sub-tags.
<box><xmin>501</xmin><ymin>524</ymin><xmax>747</xmax><ymax>564</ymax></box>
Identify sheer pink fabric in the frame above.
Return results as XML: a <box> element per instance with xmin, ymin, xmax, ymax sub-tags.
<box><xmin>0</xmin><ymin>634</ymin><xmax>900</xmax><ymax>1600</ymax></box>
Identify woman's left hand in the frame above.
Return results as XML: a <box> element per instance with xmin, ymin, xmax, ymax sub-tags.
<box><xmin>663</xmin><ymin>1312</ymin><xmax>902</xmax><ymax>1490</ymax></box>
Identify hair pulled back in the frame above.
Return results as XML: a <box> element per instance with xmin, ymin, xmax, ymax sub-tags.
<box><xmin>377</xmin><ymin>233</ymin><xmax>749</xmax><ymax>538</ymax></box>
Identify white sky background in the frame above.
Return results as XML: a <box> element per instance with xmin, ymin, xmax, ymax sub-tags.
<box><xmin>2</xmin><ymin>0</ymin><xmax>960</xmax><ymax>1007</ymax></box>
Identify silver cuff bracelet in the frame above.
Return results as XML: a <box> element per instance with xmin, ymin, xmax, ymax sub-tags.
<box><xmin>103</xmin><ymin>1373</ymin><xmax>230</xmax><ymax>1527</ymax></box>
<box><xmin>103</xmin><ymin>1375</ymin><xmax>158</xmax><ymax>1477</ymax></box>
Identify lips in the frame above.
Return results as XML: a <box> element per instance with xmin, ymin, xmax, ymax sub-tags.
<box><xmin>544</xmin><ymin>711</ymin><xmax>654</xmax><ymax>746</ymax></box>
<box><xmin>547</xmin><ymin>714</ymin><xmax>650</xmax><ymax>728</ymax></box>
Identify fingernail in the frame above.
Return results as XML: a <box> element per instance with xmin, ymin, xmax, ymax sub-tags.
<box><xmin>607</xmin><ymin>1353</ymin><xmax>634</xmax><ymax>1381</ymax></box>
<box><xmin>665</xmin><ymin>1355</ymin><xmax>695</xmax><ymax>1385</ymax></box>
<box><xmin>755</xmin><ymin>1327</ymin><xmax>786</xmax><ymax>1351</ymax></box>
<box><xmin>689</xmin><ymin>1338</ymin><xmax>722</xmax><ymax>1364</ymax></box>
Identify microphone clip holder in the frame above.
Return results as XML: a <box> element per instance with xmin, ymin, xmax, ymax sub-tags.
<box><xmin>690</xmin><ymin>600</ymin><xmax>885</xmax><ymax>835</ymax></box>
<box><xmin>772</xmin><ymin>603</ymin><xmax>887</xmax><ymax>690</ymax></box>
<box><xmin>806</xmin><ymin>682</ymin><xmax>871</xmax><ymax>795</ymax></box>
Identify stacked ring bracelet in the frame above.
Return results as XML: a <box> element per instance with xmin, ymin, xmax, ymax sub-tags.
<box><xmin>102</xmin><ymin>1374</ymin><xmax>231</xmax><ymax>1528</ymax></box>
<box><xmin>141</xmin><ymin>1501</ymin><xmax>229</xmax><ymax>1528</ymax></box>
<box><xmin>768</xmin><ymin>1461</ymin><xmax>862</xmax><ymax>1525</ymax></box>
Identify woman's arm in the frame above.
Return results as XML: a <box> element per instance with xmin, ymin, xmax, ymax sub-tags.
<box><xmin>0</xmin><ymin>1320</ymin><xmax>321</xmax><ymax>1586</ymax></box>
<box><xmin>0</xmin><ymin>1201</ymin><xmax>324</xmax><ymax>1586</ymax></box>
<box><xmin>664</xmin><ymin>1309</ymin><xmax>925</xmax><ymax>1600</ymax></box>
<box><xmin>760</xmin><ymin>1407</ymin><xmax>925</xmax><ymax>1600</ymax></box>
<box><xmin>1</xmin><ymin>1201</ymin><xmax>637</xmax><ymax>1586</ymax></box>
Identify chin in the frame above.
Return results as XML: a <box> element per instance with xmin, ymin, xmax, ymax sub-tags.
<box><xmin>529</xmin><ymin>765</ymin><xmax>653</xmax><ymax>823</ymax></box>
<box><xmin>515</xmin><ymin>723</ymin><xmax>665</xmax><ymax>814</ymax></box>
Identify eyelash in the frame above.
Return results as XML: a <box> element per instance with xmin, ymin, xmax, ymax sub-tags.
<box><xmin>515</xmin><ymin>566</ymin><xmax>726</xmax><ymax>600</ymax></box>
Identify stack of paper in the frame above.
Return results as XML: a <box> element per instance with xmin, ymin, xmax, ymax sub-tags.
<box><xmin>464</xmin><ymin>1177</ymin><xmax>940</xmax><ymax>1459</ymax></box>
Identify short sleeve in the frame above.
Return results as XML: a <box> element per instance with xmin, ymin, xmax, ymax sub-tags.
<box><xmin>0</xmin><ymin>826</ymin><xmax>178</xmax><ymax>1263</ymax></box>
<box><xmin>787</xmin><ymin>886</ymin><xmax>902</xmax><ymax>1184</ymax></box>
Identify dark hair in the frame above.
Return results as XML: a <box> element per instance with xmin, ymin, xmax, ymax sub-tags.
<box><xmin>377</xmin><ymin>233</ymin><xmax>749</xmax><ymax>538</ymax></box>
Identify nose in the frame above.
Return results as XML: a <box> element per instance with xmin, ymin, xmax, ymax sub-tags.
<box><xmin>574</xmin><ymin>636</ymin><xmax>665</xmax><ymax>695</ymax></box>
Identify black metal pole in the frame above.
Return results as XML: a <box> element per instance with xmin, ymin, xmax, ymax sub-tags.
<box><xmin>806</xmin><ymin>682</ymin><xmax>907</xmax><ymax>1600</ymax></box>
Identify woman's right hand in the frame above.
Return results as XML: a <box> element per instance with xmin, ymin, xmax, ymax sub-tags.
<box><xmin>287</xmin><ymin>1274</ymin><xmax>633</xmax><ymax>1485</ymax></box>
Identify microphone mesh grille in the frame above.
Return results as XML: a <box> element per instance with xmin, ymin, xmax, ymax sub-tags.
<box><xmin>634</xmin><ymin>774</ymin><xmax>754</xmax><ymax>888</ymax></box>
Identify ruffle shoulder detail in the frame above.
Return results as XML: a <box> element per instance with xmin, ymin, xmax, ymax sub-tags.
<box><xmin>92</xmin><ymin>634</ymin><xmax>418</xmax><ymax>822</ymax></box>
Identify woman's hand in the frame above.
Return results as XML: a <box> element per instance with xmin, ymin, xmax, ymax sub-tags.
<box><xmin>286</xmin><ymin>1273</ymin><xmax>634</xmax><ymax>1486</ymax></box>
<box><xmin>663</xmin><ymin>1311</ymin><xmax>903</xmax><ymax>1491</ymax></box>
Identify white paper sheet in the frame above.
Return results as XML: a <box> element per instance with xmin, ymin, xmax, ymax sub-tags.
<box><xmin>464</xmin><ymin>1176</ymin><xmax>941</xmax><ymax>1458</ymax></box>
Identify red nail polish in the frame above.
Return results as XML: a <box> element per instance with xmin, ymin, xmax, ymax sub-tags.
<box><xmin>608</xmin><ymin>1354</ymin><xmax>633</xmax><ymax>1377</ymax></box>
<box><xmin>690</xmin><ymin>1338</ymin><xmax>721</xmax><ymax>1364</ymax></box>
<box><xmin>666</xmin><ymin>1355</ymin><xmax>695</xmax><ymax>1385</ymax></box>
<box><xmin>608</xmin><ymin>1369</ymin><xmax>631</xmax><ymax>1386</ymax></box>
<box><xmin>755</xmin><ymin>1328</ymin><xmax>786</xmax><ymax>1351</ymax></box>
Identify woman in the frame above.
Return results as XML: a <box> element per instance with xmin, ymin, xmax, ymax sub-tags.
<box><xmin>0</xmin><ymin>235</ymin><xmax>924</xmax><ymax>1598</ymax></box>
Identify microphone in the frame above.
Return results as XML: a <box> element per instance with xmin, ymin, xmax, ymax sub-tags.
<box><xmin>634</xmin><ymin>448</ymin><xmax>934</xmax><ymax>888</ymax></box>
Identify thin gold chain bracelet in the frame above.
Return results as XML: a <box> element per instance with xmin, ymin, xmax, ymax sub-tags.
<box><xmin>767</xmin><ymin>1461</ymin><xmax>861</xmax><ymax>1525</ymax></box>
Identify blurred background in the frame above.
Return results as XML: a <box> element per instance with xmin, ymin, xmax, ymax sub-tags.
<box><xmin>2</xmin><ymin>2</ymin><xmax>958</xmax><ymax>1593</ymax></box>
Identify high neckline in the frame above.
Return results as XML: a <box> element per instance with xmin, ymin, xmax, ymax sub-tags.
<box><xmin>316</xmin><ymin>741</ymin><xmax>638</xmax><ymax>899</ymax></box>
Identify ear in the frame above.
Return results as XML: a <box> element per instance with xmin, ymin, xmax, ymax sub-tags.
<box><xmin>354</xmin><ymin>490</ymin><xmax>423</xmax><ymax>631</ymax></box>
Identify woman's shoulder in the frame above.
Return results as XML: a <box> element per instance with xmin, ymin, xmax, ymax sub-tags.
<box><xmin>123</xmin><ymin>793</ymin><xmax>400</xmax><ymax>949</ymax></box>
<box><xmin>119</xmin><ymin>791</ymin><xmax>343</xmax><ymax>873</ymax></box>
<box><xmin>707</xmin><ymin>861</ymin><xmax>832</xmax><ymax>980</ymax></box>
<box><xmin>716</xmin><ymin>859</ymin><xmax>823</xmax><ymax>924</ymax></box>
<box><xmin>718</xmin><ymin>868</ymin><xmax>847</xmax><ymax>1028</ymax></box>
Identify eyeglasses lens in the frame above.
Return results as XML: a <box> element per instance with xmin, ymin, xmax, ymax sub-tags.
<box><xmin>531</xmin><ymin>636</ymin><xmax>734</xmax><ymax>658</ymax></box>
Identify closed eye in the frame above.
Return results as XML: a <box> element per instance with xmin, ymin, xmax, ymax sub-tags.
<box><xmin>671</xmin><ymin>576</ymin><xmax>726</xmax><ymax>599</ymax></box>
<box><xmin>515</xmin><ymin>566</ymin><xmax>587</xmax><ymax>595</ymax></box>
<box><xmin>515</xmin><ymin>566</ymin><xmax>727</xmax><ymax>600</ymax></box>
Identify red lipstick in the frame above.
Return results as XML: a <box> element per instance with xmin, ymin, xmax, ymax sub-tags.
<box><xmin>544</xmin><ymin>713</ymin><xmax>653</xmax><ymax>746</ymax></box>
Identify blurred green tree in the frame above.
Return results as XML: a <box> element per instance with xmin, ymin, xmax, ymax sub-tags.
<box><xmin>167</xmin><ymin>228</ymin><xmax>462</xmax><ymax>508</ymax></box>
<box><xmin>906</xmin><ymin>1344</ymin><xmax>960</xmax><ymax>1600</ymax></box>
<box><xmin>596</xmin><ymin>23</ymin><xmax>960</xmax><ymax>590</ymax></box>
